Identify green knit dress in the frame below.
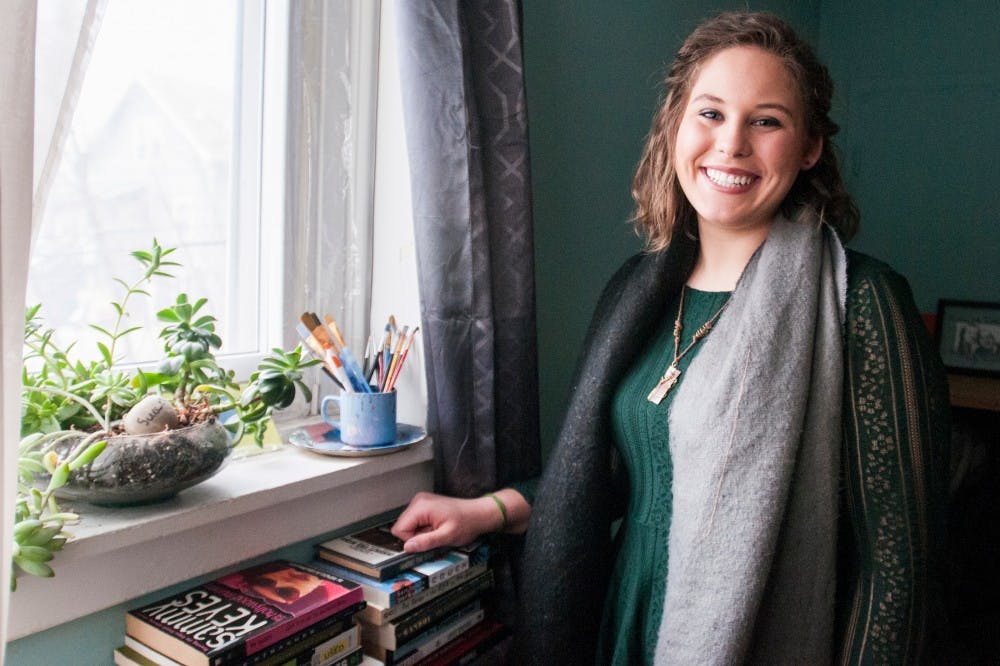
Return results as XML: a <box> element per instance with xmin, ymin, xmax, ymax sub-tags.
<box><xmin>597</xmin><ymin>287</ymin><xmax>732</xmax><ymax>665</ymax></box>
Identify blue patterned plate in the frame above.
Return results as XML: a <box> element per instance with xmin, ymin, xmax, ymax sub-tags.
<box><xmin>287</xmin><ymin>422</ymin><xmax>427</xmax><ymax>457</ymax></box>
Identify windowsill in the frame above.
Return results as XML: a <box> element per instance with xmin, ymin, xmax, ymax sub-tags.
<box><xmin>7</xmin><ymin>422</ymin><xmax>434</xmax><ymax>640</ymax></box>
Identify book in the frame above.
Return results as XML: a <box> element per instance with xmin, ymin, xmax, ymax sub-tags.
<box><xmin>361</xmin><ymin>570</ymin><xmax>494</xmax><ymax>650</ymax></box>
<box><xmin>356</xmin><ymin>562</ymin><xmax>488</xmax><ymax>626</ymax></box>
<box><xmin>115</xmin><ymin>645</ymin><xmax>165</xmax><ymax>666</ymax></box>
<box><xmin>272</xmin><ymin>624</ymin><xmax>361</xmax><ymax>666</ymax></box>
<box><xmin>410</xmin><ymin>551</ymin><xmax>469</xmax><ymax>588</ymax></box>
<box><xmin>364</xmin><ymin>603</ymin><xmax>485</xmax><ymax>666</ymax></box>
<box><xmin>123</xmin><ymin>609</ymin><xmax>363</xmax><ymax>666</ymax></box>
<box><xmin>307</xmin><ymin>559</ymin><xmax>428</xmax><ymax>608</ymax></box>
<box><xmin>411</xmin><ymin>619</ymin><xmax>507</xmax><ymax>666</ymax></box>
<box><xmin>116</xmin><ymin>604</ymin><xmax>361</xmax><ymax>666</ymax></box>
<box><xmin>316</xmin><ymin>521</ymin><xmax>446</xmax><ymax>580</ymax></box>
<box><xmin>125</xmin><ymin>560</ymin><xmax>365</xmax><ymax>666</ymax></box>
<box><xmin>322</xmin><ymin>646</ymin><xmax>364</xmax><ymax>666</ymax></box>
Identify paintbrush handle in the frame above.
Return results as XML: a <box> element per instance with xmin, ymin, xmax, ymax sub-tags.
<box><xmin>339</xmin><ymin>346</ymin><xmax>373</xmax><ymax>393</ymax></box>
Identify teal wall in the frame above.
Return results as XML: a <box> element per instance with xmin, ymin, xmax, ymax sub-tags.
<box><xmin>9</xmin><ymin>2</ymin><xmax>1000</xmax><ymax>663</ymax></box>
<box><xmin>524</xmin><ymin>1</ymin><xmax>1000</xmax><ymax>454</ymax></box>
<box><xmin>523</xmin><ymin>1</ymin><xmax>820</xmax><ymax>454</ymax></box>
<box><xmin>816</xmin><ymin>2</ymin><xmax>1000</xmax><ymax>312</ymax></box>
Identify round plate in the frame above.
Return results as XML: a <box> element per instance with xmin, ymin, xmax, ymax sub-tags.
<box><xmin>288</xmin><ymin>422</ymin><xmax>427</xmax><ymax>457</ymax></box>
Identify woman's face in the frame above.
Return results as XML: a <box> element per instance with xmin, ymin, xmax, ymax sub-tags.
<box><xmin>673</xmin><ymin>46</ymin><xmax>822</xmax><ymax>235</ymax></box>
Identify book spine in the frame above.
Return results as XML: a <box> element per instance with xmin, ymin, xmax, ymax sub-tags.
<box><xmin>391</xmin><ymin>571</ymin><xmax>493</xmax><ymax>646</ymax></box>
<box><xmin>411</xmin><ymin>620</ymin><xmax>507</xmax><ymax>666</ymax></box>
<box><xmin>248</xmin><ymin>602</ymin><xmax>364</xmax><ymax>666</ymax></box>
<box><xmin>364</xmin><ymin>603</ymin><xmax>482</xmax><ymax>665</ymax></box>
<box><xmin>412</xmin><ymin>554</ymin><xmax>469</xmax><ymax>588</ymax></box>
<box><xmin>308</xmin><ymin>560</ymin><xmax>427</xmax><ymax>607</ymax></box>
<box><xmin>372</xmin><ymin>548</ymin><xmax>445</xmax><ymax>581</ymax></box>
<box><xmin>323</xmin><ymin>646</ymin><xmax>364</xmax><ymax>666</ymax></box>
<box><xmin>243</xmin><ymin>590</ymin><xmax>364</xmax><ymax>656</ymax></box>
<box><xmin>301</xmin><ymin>624</ymin><xmax>360</xmax><ymax>666</ymax></box>
<box><xmin>357</xmin><ymin>564</ymin><xmax>488</xmax><ymax>626</ymax></box>
<box><xmin>394</xmin><ymin>609</ymin><xmax>485</xmax><ymax>666</ymax></box>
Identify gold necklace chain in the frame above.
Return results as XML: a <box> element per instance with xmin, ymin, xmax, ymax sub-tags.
<box><xmin>647</xmin><ymin>285</ymin><xmax>732</xmax><ymax>405</ymax></box>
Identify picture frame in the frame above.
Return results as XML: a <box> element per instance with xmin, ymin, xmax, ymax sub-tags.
<box><xmin>935</xmin><ymin>299</ymin><xmax>1000</xmax><ymax>377</ymax></box>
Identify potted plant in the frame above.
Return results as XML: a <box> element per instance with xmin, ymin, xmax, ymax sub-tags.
<box><xmin>12</xmin><ymin>240</ymin><xmax>318</xmax><ymax>589</ymax></box>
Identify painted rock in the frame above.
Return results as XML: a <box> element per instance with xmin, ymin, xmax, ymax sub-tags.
<box><xmin>123</xmin><ymin>395</ymin><xmax>179</xmax><ymax>435</ymax></box>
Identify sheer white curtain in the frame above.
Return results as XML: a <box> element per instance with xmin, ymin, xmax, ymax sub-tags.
<box><xmin>2</xmin><ymin>0</ymin><xmax>105</xmax><ymax>652</ymax></box>
<box><xmin>1</xmin><ymin>1</ymin><xmax>37</xmax><ymax>656</ymax></box>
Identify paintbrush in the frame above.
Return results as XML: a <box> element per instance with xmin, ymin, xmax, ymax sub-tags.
<box><xmin>323</xmin><ymin>314</ymin><xmax>373</xmax><ymax>393</ymax></box>
<box><xmin>301</xmin><ymin>312</ymin><xmax>367</xmax><ymax>392</ymax></box>
<box><xmin>380</xmin><ymin>321</ymin><xmax>392</xmax><ymax>389</ymax></box>
<box><xmin>383</xmin><ymin>325</ymin><xmax>409</xmax><ymax>391</ymax></box>
<box><xmin>385</xmin><ymin>326</ymin><xmax>418</xmax><ymax>392</ymax></box>
<box><xmin>295</xmin><ymin>322</ymin><xmax>345</xmax><ymax>390</ymax></box>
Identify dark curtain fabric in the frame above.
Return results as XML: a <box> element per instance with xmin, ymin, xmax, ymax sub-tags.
<box><xmin>395</xmin><ymin>0</ymin><xmax>540</xmax><ymax>499</ymax></box>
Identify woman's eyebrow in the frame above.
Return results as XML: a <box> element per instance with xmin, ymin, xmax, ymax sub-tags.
<box><xmin>690</xmin><ymin>93</ymin><xmax>794</xmax><ymax>117</ymax></box>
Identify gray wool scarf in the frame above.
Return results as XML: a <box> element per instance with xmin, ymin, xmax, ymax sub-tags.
<box><xmin>654</xmin><ymin>217</ymin><xmax>847</xmax><ymax>665</ymax></box>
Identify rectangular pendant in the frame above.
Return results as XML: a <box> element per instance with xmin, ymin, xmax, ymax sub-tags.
<box><xmin>646</xmin><ymin>365</ymin><xmax>681</xmax><ymax>405</ymax></box>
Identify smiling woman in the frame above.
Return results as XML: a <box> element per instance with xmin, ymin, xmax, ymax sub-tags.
<box><xmin>388</xmin><ymin>11</ymin><xmax>951</xmax><ymax>665</ymax></box>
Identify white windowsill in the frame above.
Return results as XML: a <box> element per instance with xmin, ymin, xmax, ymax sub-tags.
<box><xmin>7</xmin><ymin>425</ymin><xmax>434</xmax><ymax>640</ymax></box>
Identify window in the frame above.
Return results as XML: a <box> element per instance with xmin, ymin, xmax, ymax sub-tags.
<box><xmin>30</xmin><ymin>1</ymin><xmax>286</xmax><ymax>380</ymax></box>
<box><xmin>7</xmin><ymin>0</ymin><xmax>433</xmax><ymax>644</ymax></box>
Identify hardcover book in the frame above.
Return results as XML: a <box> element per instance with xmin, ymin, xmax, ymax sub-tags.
<box><xmin>316</xmin><ymin>521</ymin><xmax>445</xmax><ymax>580</ymax></box>
<box><xmin>124</xmin><ymin>560</ymin><xmax>365</xmax><ymax>666</ymax></box>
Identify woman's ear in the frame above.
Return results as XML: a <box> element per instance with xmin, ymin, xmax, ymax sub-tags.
<box><xmin>802</xmin><ymin>136</ymin><xmax>823</xmax><ymax>170</ymax></box>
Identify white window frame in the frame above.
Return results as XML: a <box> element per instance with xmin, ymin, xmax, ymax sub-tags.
<box><xmin>7</xmin><ymin>0</ymin><xmax>433</xmax><ymax>644</ymax></box>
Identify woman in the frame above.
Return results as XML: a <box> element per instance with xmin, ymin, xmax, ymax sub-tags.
<box><xmin>392</xmin><ymin>11</ymin><xmax>950</xmax><ymax>664</ymax></box>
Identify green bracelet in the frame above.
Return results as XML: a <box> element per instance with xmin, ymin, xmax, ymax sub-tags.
<box><xmin>486</xmin><ymin>492</ymin><xmax>508</xmax><ymax>533</ymax></box>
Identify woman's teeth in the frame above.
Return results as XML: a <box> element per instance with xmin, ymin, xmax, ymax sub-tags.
<box><xmin>705</xmin><ymin>168</ymin><xmax>754</xmax><ymax>187</ymax></box>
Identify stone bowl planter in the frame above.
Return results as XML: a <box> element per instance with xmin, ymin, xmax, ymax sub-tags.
<box><xmin>47</xmin><ymin>419</ymin><xmax>232</xmax><ymax>506</ymax></box>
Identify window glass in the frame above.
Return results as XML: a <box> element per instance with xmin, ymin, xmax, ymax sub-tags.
<box><xmin>29</xmin><ymin>1</ymin><xmax>266</xmax><ymax>368</ymax></box>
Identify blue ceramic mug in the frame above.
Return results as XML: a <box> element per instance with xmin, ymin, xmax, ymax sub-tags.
<box><xmin>320</xmin><ymin>390</ymin><xmax>397</xmax><ymax>447</ymax></box>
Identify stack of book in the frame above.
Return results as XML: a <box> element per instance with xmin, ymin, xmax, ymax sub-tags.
<box><xmin>114</xmin><ymin>559</ymin><xmax>376</xmax><ymax>666</ymax></box>
<box><xmin>312</xmin><ymin>521</ymin><xmax>508</xmax><ymax>665</ymax></box>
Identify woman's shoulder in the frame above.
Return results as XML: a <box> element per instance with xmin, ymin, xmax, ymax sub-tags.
<box><xmin>844</xmin><ymin>248</ymin><xmax>916</xmax><ymax>307</ymax></box>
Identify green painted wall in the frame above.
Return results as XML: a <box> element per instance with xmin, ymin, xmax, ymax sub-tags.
<box><xmin>523</xmin><ymin>1</ymin><xmax>821</xmax><ymax>454</ymax></box>
<box><xmin>816</xmin><ymin>2</ymin><xmax>1000</xmax><ymax>313</ymax></box>
<box><xmin>9</xmin><ymin>3</ymin><xmax>999</xmax><ymax>663</ymax></box>
<box><xmin>524</xmin><ymin>2</ymin><xmax>999</xmax><ymax>456</ymax></box>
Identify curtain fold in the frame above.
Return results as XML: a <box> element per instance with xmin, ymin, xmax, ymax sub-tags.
<box><xmin>395</xmin><ymin>0</ymin><xmax>540</xmax><ymax>500</ymax></box>
<box><xmin>1</xmin><ymin>0</ymin><xmax>37</xmax><ymax>655</ymax></box>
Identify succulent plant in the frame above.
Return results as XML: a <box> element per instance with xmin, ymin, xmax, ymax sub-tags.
<box><xmin>12</xmin><ymin>240</ymin><xmax>318</xmax><ymax>590</ymax></box>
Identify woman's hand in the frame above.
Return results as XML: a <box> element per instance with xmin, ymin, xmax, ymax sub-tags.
<box><xmin>391</xmin><ymin>489</ymin><xmax>530</xmax><ymax>553</ymax></box>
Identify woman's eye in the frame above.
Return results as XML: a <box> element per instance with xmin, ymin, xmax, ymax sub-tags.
<box><xmin>698</xmin><ymin>110</ymin><xmax>721</xmax><ymax>120</ymax></box>
<box><xmin>752</xmin><ymin>117</ymin><xmax>782</xmax><ymax>127</ymax></box>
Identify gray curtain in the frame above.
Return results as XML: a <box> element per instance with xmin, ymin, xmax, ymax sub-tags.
<box><xmin>395</xmin><ymin>0</ymin><xmax>540</xmax><ymax>499</ymax></box>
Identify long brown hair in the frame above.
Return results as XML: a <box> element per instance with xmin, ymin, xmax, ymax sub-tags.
<box><xmin>631</xmin><ymin>11</ymin><xmax>859</xmax><ymax>250</ymax></box>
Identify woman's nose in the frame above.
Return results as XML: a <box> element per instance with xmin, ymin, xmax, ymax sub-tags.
<box><xmin>716</xmin><ymin>123</ymin><xmax>751</xmax><ymax>158</ymax></box>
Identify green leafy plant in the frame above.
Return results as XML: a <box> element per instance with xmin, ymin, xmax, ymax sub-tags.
<box><xmin>13</xmin><ymin>240</ymin><xmax>318</xmax><ymax>590</ymax></box>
